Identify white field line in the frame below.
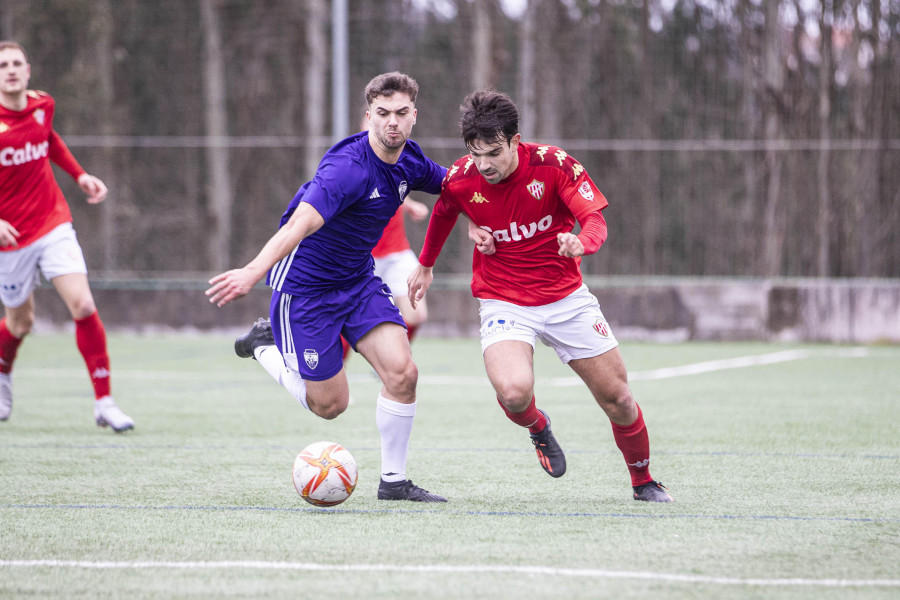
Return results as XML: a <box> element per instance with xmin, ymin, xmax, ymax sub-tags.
<box><xmin>0</xmin><ymin>560</ymin><xmax>897</xmax><ymax>587</ymax></box>
<box><xmin>13</xmin><ymin>347</ymin><xmax>871</xmax><ymax>387</ymax></box>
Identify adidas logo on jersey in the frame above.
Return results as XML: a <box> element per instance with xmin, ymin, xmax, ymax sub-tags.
<box><xmin>0</xmin><ymin>140</ymin><xmax>49</xmax><ymax>167</ymax></box>
<box><xmin>369</xmin><ymin>188</ymin><xmax>381</xmax><ymax>199</ymax></box>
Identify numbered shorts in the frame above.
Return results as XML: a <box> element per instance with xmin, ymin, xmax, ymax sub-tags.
<box><xmin>0</xmin><ymin>223</ymin><xmax>87</xmax><ymax>308</ymax></box>
<box><xmin>477</xmin><ymin>284</ymin><xmax>618</xmax><ymax>364</ymax></box>
<box><xmin>373</xmin><ymin>248</ymin><xmax>419</xmax><ymax>297</ymax></box>
<box><xmin>269</xmin><ymin>275</ymin><xmax>405</xmax><ymax>381</ymax></box>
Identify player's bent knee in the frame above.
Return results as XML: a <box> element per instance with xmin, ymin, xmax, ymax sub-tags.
<box><xmin>380</xmin><ymin>360</ymin><xmax>418</xmax><ymax>398</ymax></box>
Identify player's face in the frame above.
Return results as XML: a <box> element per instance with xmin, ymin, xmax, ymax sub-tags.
<box><xmin>0</xmin><ymin>48</ymin><xmax>30</xmax><ymax>96</ymax></box>
<box><xmin>366</xmin><ymin>93</ymin><xmax>417</xmax><ymax>154</ymax></box>
<box><xmin>468</xmin><ymin>134</ymin><xmax>521</xmax><ymax>184</ymax></box>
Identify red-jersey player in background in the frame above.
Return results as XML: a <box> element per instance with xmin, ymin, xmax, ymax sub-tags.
<box><xmin>408</xmin><ymin>90</ymin><xmax>672</xmax><ymax>502</ymax></box>
<box><xmin>0</xmin><ymin>41</ymin><xmax>133</xmax><ymax>431</ymax></box>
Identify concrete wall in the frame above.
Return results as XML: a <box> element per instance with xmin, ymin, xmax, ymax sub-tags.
<box><xmin>30</xmin><ymin>277</ymin><xmax>900</xmax><ymax>344</ymax></box>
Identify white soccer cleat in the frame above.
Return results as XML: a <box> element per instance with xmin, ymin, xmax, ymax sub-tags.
<box><xmin>94</xmin><ymin>396</ymin><xmax>134</xmax><ymax>432</ymax></box>
<box><xmin>0</xmin><ymin>372</ymin><xmax>11</xmax><ymax>421</ymax></box>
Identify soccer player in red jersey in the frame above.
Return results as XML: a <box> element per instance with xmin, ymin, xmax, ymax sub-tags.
<box><xmin>0</xmin><ymin>41</ymin><xmax>133</xmax><ymax>431</ymax></box>
<box><xmin>408</xmin><ymin>90</ymin><xmax>672</xmax><ymax>501</ymax></box>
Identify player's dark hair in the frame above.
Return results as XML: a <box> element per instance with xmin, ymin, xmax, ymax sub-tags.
<box><xmin>0</xmin><ymin>41</ymin><xmax>27</xmax><ymax>61</ymax></box>
<box><xmin>460</xmin><ymin>90</ymin><xmax>519</xmax><ymax>148</ymax></box>
<box><xmin>364</xmin><ymin>72</ymin><xmax>418</xmax><ymax>105</ymax></box>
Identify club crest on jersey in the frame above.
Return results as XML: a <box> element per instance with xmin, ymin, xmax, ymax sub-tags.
<box><xmin>33</xmin><ymin>109</ymin><xmax>45</xmax><ymax>125</ymax></box>
<box><xmin>593</xmin><ymin>318</ymin><xmax>609</xmax><ymax>337</ymax></box>
<box><xmin>578</xmin><ymin>181</ymin><xmax>595</xmax><ymax>201</ymax></box>
<box><xmin>526</xmin><ymin>179</ymin><xmax>545</xmax><ymax>200</ymax></box>
<box><xmin>398</xmin><ymin>181</ymin><xmax>408</xmax><ymax>201</ymax></box>
<box><xmin>304</xmin><ymin>349</ymin><xmax>319</xmax><ymax>369</ymax></box>
<box><xmin>0</xmin><ymin>122</ymin><xmax>8</xmax><ymax>134</ymax></box>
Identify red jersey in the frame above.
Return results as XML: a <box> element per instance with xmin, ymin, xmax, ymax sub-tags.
<box><xmin>419</xmin><ymin>142</ymin><xmax>608</xmax><ymax>306</ymax></box>
<box><xmin>0</xmin><ymin>91</ymin><xmax>84</xmax><ymax>251</ymax></box>
<box><xmin>372</xmin><ymin>210</ymin><xmax>410</xmax><ymax>258</ymax></box>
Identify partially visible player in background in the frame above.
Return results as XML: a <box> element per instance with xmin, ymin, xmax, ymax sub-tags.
<box><xmin>408</xmin><ymin>90</ymin><xmax>672</xmax><ymax>502</ymax></box>
<box><xmin>0</xmin><ymin>41</ymin><xmax>133</xmax><ymax>431</ymax></box>
<box><xmin>341</xmin><ymin>197</ymin><xmax>430</xmax><ymax>362</ymax></box>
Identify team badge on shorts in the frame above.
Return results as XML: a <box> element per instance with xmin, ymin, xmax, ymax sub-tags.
<box><xmin>304</xmin><ymin>349</ymin><xmax>319</xmax><ymax>369</ymax></box>
<box><xmin>593</xmin><ymin>318</ymin><xmax>609</xmax><ymax>337</ymax></box>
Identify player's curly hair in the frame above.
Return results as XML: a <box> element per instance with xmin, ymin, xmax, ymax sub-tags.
<box><xmin>460</xmin><ymin>90</ymin><xmax>519</xmax><ymax>148</ymax></box>
<box><xmin>364</xmin><ymin>72</ymin><xmax>418</xmax><ymax>106</ymax></box>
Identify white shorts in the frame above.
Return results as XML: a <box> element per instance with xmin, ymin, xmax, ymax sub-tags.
<box><xmin>0</xmin><ymin>223</ymin><xmax>87</xmax><ymax>308</ymax></box>
<box><xmin>373</xmin><ymin>249</ymin><xmax>419</xmax><ymax>297</ymax></box>
<box><xmin>478</xmin><ymin>284</ymin><xmax>618</xmax><ymax>363</ymax></box>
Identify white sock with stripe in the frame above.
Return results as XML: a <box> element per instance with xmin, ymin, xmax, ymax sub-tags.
<box><xmin>254</xmin><ymin>345</ymin><xmax>309</xmax><ymax>410</ymax></box>
<box><xmin>376</xmin><ymin>394</ymin><xmax>416</xmax><ymax>483</ymax></box>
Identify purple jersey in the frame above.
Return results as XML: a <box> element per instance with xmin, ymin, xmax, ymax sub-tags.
<box><xmin>267</xmin><ymin>131</ymin><xmax>445</xmax><ymax>296</ymax></box>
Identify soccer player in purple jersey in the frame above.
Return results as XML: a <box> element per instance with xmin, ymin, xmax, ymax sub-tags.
<box><xmin>206</xmin><ymin>72</ymin><xmax>447</xmax><ymax>502</ymax></box>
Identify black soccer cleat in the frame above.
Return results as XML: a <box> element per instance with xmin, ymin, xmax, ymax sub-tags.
<box><xmin>377</xmin><ymin>479</ymin><xmax>447</xmax><ymax>503</ymax></box>
<box><xmin>633</xmin><ymin>480</ymin><xmax>674</xmax><ymax>502</ymax></box>
<box><xmin>234</xmin><ymin>318</ymin><xmax>275</xmax><ymax>359</ymax></box>
<box><xmin>529</xmin><ymin>409</ymin><xmax>566</xmax><ymax>478</ymax></box>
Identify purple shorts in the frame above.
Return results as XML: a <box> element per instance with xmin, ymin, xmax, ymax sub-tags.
<box><xmin>269</xmin><ymin>275</ymin><xmax>405</xmax><ymax>381</ymax></box>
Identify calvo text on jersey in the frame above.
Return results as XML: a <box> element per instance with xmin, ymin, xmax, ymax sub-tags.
<box><xmin>478</xmin><ymin>214</ymin><xmax>553</xmax><ymax>243</ymax></box>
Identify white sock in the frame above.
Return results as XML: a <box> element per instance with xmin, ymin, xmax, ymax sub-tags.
<box><xmin>376</xmin><ymin>394</ymin><xmax>416</xmax><ymax>483</ymax></box>
<box><xmin>255</xmin><ymin>345</ymin><xmax>309</xmax><ymax>410</ymax></box>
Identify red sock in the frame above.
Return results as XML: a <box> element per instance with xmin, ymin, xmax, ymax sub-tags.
<box><xmin>497</xmin><ymin>395</ymin><xmax>547</xmax><ymax>433</ymax></box>
<box><xmin>406</xmin><ymin>324</ymin><xmax>419</xmax><ymax>343</ymax></box>
<box><xmin>610</xmin><ymin>404</ymin><xmax>653</xmax><ymax>487</ymax></box>
<box><xmin>75</xmin><ymin>312</ymin><xmax>111</xmax><ymax>399</ymax></box>
<box><xmin>340</xmin><ymin>336</ymin><xmax>352</xmax><ymax>361</ymax></box>
<box><xmin>0</xmin><ymin>317</ymin><xmax>23</xmax><ymax>374</ymax></box>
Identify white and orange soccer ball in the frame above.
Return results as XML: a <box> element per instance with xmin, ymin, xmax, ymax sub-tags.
<box><xmin>292</xmin><ymin>441</ymin><xmax>358</xmax><ymax>506</ymax></box>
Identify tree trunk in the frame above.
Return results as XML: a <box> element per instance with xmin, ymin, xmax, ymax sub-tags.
<box><xmin>472</xmin><ymin>0</ymin><xmax>491</xmax><ymax>90</ymax></box>
<box><xmin>305</xmin><ymin>0</ymin><xmax>327</xmax><ymax>178</ymax></box>
<box><xmin>516</xmin><ymin>0</ymin><xmax>538</xmax><ymax>140</ymax></box>
<box><xmin>759</xmin><ymin>0</ymin><xmax>785</xmax><ymax>276</ymax></box>
<box><xmin>200</xmin><ymin>0</ymin><xmax>232</xmax><ymax>272</ymax></box>
<box><xmin>816</xmin><ymin>0</ymin><xmax>833</xmax><ymax>276</ymax></box>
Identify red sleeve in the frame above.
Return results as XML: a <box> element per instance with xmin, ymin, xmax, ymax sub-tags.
<box><xmin>48</xmin><ymin>129</ymin><xmax>86</xmax><ymax>181</ymax></box>
<box><xmin>576</xmin><ymin>210</ymin><xmax>608</xmax><ymax>255</ymax></box>
<box><xmin>417</xmin><ymin>197</ymin><xmax>460</xmax><ymax>267</ymax></box>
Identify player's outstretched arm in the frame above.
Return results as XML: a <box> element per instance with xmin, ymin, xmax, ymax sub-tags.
<box><xmin>407</xmin><ymin>264</ymin><xmax>433</xmax><ymax>309</ymax></box>
<box><xmin>206</xmin><ymin>202</ymin><xmax>325</xmax><ymax>307</ymax></box>
<box><xmin>78</xmin><ymin>174</ymin><xmax>109</xmax><ymax>204</ymax></box>
<box><xmin>467</xmin><ymin>220</ymin><xmax>495</xmax><ymax>255</ymax></box>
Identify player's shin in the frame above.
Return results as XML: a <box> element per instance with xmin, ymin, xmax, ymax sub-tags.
<box><xmin>375</xmin><ymin>394</ymin><xmax>415</xmax><ymax>483</ymax></box>
<box><xmin>610</xmin><ymin>403</ymin><xmax>653</xmax><ymax>487</ymax></box>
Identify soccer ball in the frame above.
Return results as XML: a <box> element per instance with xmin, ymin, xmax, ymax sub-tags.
<box><xmin>292</xmin><ymin>441</ymin><xmax>358</xmax><ymax>507</ymax></box>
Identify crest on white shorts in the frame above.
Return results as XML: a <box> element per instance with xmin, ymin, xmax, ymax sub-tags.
<box><xmin>593</xmin><ymin>318</ymin><xmax>609</xmax><ymax>337</ymax></box>
<box><xmin>304</xmin><ymin>349</ymin><xmax>319</xmax><ymax>369</ymax></box>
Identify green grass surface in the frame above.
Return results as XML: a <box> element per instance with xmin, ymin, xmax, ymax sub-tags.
<box><xmin>1</xmin><ymin>334</ymin><xmax>898</xmax><ymax>599</ymax></box>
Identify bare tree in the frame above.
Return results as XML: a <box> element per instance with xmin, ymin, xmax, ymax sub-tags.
<box><xmin>200</xmin><ymin>0</ymin><xmax>232</xmax><ymax>272</ymax></box>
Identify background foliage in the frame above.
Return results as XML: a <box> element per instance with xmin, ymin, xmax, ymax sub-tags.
<box><xmin>2</xmin><ymin>0</ymin><xmax>898</xmax><ymax>278</ymax></box>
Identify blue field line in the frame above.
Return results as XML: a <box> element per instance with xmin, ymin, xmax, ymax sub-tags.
<box><xmin>3</xmin><ymin>503</ymin><xmax>898</xmax><ymax>523</ymax></box>
<box><xmin>1</xmin><ymin>442</ymin><xmax>896</xmax><ymax>460</ymax></box>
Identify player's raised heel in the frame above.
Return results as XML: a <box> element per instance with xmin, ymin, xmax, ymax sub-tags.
<box><xmin>94</xmin><ymin>396</ymin><xmax>134</xmax><ymax>433</ymax></box>
<box><xmin>633</xmin><ymin>480</ymin><xmax>673</xmax><ymax>502</ymax></box>
<box><xmin>530</xmin><ymin>409</ymin><xmax>566</xmax><ymax>477</ymax></box>
<box><xmin>234</xmin><ymin>318</ymin><xmax>275</xmax><ymax>359</ymax></box>
<box><xmin>377</xmin><ymin>479</ymin><xmax>447</xmax><ymax>502</ymax></box>
<box><xmin>0</xmin><ymin>372</ymin><xmax>12</xmax><ymax>421</ymax></box>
